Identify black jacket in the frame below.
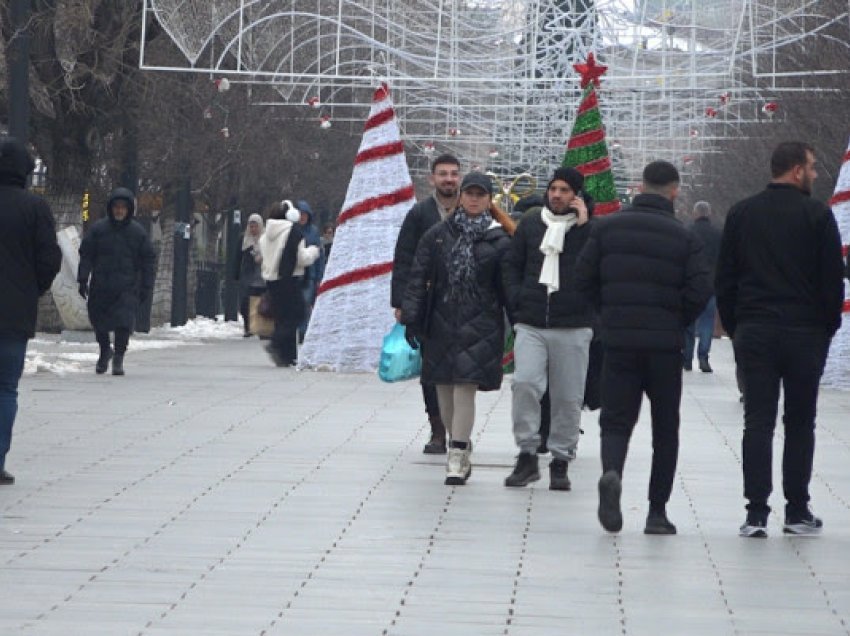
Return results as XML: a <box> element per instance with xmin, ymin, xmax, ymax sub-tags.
<box><xmin>391</xmin><ymin>196</ymin><xmax>442</xmax><ymax>308</ymax></box>
<box><xmin>690</xmin><ymin>216</ymin><xmax>722</xmax><ymax>280</ymax></box>
<box><xmin>502</xmin><ymin>209</ymin><xmax>594</xmax><ymax>329</ymax></box>
<box><xmin>715</xmin><ymin>183</ymin><xmax>845</xmax><ymax>337</ymax></box>
<box><xmin>0</xmin><ymin>138</ymin><xmax>61</xmax><ymax>339</ymax></box>
<box><xmin>401</xmin><ymin>215</ymin><xmax>512</xmax><ymax>391</ymax></box>
<box><xmin>575</xmin><ymin>193</ymin><xmax>712</xmax><ymax>351</ymax></box>
<box><xmin>78</xmin><ymin>188</ymin><xmax>156</xmax><ymax>332</ymax></box>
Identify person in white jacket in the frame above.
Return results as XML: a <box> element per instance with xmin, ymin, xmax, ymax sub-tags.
<box><xmin>258</xmin><ymin>200</ymin><xmax>320</xmax><ymax>366</ymax></box>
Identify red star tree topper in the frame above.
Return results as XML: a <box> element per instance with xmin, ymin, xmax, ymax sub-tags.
<box><xmin>573</xmin><ymin>52</ymin><xmax>608</xmax><ymax>88</ymax></box>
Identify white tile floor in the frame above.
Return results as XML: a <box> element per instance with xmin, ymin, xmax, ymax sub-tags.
<box><xmin>2</xmin><ymin>336</ymin><xmax>849</xmax><ymax>635</ymax></box>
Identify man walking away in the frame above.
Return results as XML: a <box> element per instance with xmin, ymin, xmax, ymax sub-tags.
<box><xmin>716</xmin><ymin>142</ymin><xmax>844</xmax><ymax>538</ymax></box>
<box><xmin>391</xmin><ymin>154</ymin><xmax>461</xmax><ymax>454</ymax></box>
<box><xmin>0</xmin><ymin>137</ymin><xmax>61</xmax><ymax>484</ymax></box>
<box><xmin>502</xmin><ymin>167</ymin><xmax>593</xmax><ymax>491</ymax></box>
<box><xmin>683</xmin><ymin>201</ymin><xmax>722</xmax><ymax>372</ymax></box>
<box><xmin>576</xmin><ymin>160</ymin><xmax>711</xmax><ymax>535</ymax></box>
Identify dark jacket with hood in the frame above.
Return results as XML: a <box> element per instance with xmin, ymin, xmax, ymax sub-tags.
<box><xmin>391</xmin><ymin>196</ymin><xmax>443</xmax><ymax>308</ymax></box>
<box><xmin>0</xmin><ymin>138</ymin><xmax>61</xmax><ymax>339</ymax></box>
<box><xmin>400</xmin><ymin>212</ymin><xmax>512</xmax><ymax>391</ymax></box>
<box><xmin>502</xmin><ymin>193</ymin><xmax>595</xmax><ymax>329</ymax></box>
<box><xmin>575</xmin><ymin>193</ymin><xmax>712</xmax><ymax>351</ymax></box>
<box><xmin>78</xmin><ymin>188</ymin><xmax>156</xmax><ymax>332</ymax></box>
<box><xmin>296</xmin><ymin>200</ymin><xmax>325</xmax><ymax>286</ymax></box>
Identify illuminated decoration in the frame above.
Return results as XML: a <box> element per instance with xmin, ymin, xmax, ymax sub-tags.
<box><xmin>761</xmin><ymin>101</ymin><xmax>778</xmax><ymax>117</ymax></box>
<box><xmin>219</xmin><ymin>126</ymin><xmax>230</xmax><ymax>138</ymax></box>
<box><xmin>214</xmin><ymin>77</ymin><xmax>230</xmax><ymax>92</ymax></box>
<box><xmin>448</xmin><ymin>128</ymin><xmax>461</xmax><ymax>137</ymax></box>
<box><xmin>423</xmin><ymin>141</ymin><xmax>436</xmax><ymax>154</ymax></box>
<box><xmin>719</xmin><ymin>92</ymin><xmax>731</xmax><ymax>105</ymax></box>
<box><xmin>81</xmin><ymin>190</ymin><xmax>90</xmax><ymax>222</ymax></box>
<box><xmin>705</xmin><ymin>107</ymin><xmax>718</xmax><ymax>118</ymax></box>
<box><xmin>320</xmin><ymin>115</ymin><xmax>332</xmax><ymax>129</ymax></box>
<box><xmin>488</xmin><ymin>149</ymin><xmax>499</xmax><ymax>158</ymax></box>
<box><xmin>307</xmin><ymin>95</ymin><xmax>321</xmax><ymax>108</ymax></box>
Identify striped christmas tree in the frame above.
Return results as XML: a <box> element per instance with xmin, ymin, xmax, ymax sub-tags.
<box><xmin>563</xmin><ymin>53</ymin><xmax>620</xmax><ymax>216</ymax></box>
<box><xmin>298</xmin><ymin>83</ymin><xmax>415</xmax><ymax>372</ymax></box>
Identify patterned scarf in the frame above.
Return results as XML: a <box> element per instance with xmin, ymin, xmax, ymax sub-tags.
<box><xmin>447</xmin><ymin>208</ymin><xmax>493</xmax><ymax>302</ymax></box>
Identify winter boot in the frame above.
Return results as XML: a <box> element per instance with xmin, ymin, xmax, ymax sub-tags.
<box><xmin>549</xmin><ymin>458</ymin><xmax>571</xmax><ymax>491</ymax></box>
<box><xmin>698</xmin><ymin>357</ymin><xmax>713</xmax><ymax>373</ymax></box>
<box><xmin>111</xmin><ymin>353</ymin><xmax>125</xmax><ymax>376</ymax></box>
<box><xmin>0</xmin><ymin>469</ymin><xmax>14</xmax><ymax>485</ymax></box>
<box><xmin>644</xmin><ymin>508</ymin><xmax>677</xmax><ymax>535</ymax></box>
<box><xmin>423</xmin><ymin>415</ymin><xmax>447</xmax><ymax>454</ymax></box>
<box><xmin>95</xmin><ymin>347</ymin><xmax>113</xmax><ymax>374</ymax></box>
<box><xmin>597</xmin><ymin>470</ymin><xmax>623</xmax><ymax>533</ymax></box>
<box><xmin>504</xmin><ymin>452</ymin><xmax>540</xmax><ymax>488</ymax></box>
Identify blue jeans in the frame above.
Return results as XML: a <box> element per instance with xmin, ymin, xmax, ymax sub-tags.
<box><xmin>299</xmin><ymin>280</ymin><xmax>317</xmax><ymax>338</ymax></box>
<box><xmin>684</xmin><ymin>296</ymin><xmax>716</xmax><ymax>362</ymax></box>
<box><xmin>0</xmin><ymin>335</ymin><xmax>28</xmax><ymax>471</ymax></box>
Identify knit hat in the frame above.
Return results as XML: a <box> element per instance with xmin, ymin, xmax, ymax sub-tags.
<box><xmin>548</xmin><ymin>167</ymin><xmax>585</xmax><ymax>195</ymax></box>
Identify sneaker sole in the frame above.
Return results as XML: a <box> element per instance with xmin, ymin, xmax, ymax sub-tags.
<box><xmin>598</xmin><ymin>471</ymin><xmax>623</xmax><ymax>533</ymax></box>
<box><xmin>445</xmin><ymin>465</ymin><xmax>472</xmax><ymax>486</ymax></box>
<box><xmin>644</xmin><ymin>525</ymin><xmax>677</xmax><ymax>535</ymax></box>
<box><xmin>549</xmin><ymin>480</ymin><xmax>571</xmax><ymax>491</ymax></box>
<box><xmin>504</xmin><ymin>472</ymin><xmax>540</xmax><ymax>488</ymax></box>
<box><xmin>783</xmin><ymin>525</ymin><xmax>822</xmax><ymax>536</ymax></box>
<box><xmin>739</xmin><ymin>526</ymin><xmax>768</xmax><ymax>538</ymax></box>
<box><xmin>423</xmin><ymin>445</ymin><xmax>447</xmax><ymax>455</ymax></box>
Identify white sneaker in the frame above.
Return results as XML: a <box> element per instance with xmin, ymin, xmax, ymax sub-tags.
<box><xmin>445</xmin><ymin>447</ymin><xmax>471</xmax><ymax>485</ymax></box>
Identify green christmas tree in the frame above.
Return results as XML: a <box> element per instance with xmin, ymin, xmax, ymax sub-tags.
<box><xmin>562</xmin><ymin>53</ymin><xmax>621</xmax><ymax>215</ymax></box>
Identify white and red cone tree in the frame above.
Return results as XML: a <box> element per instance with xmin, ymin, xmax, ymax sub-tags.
<box><xmin>822</xmin><ymin>137</ymin><xmax>850</xmax><ymax>387</ymax></box>
<box><xmin>298</xmin><ymin>83</ymin><xmax>415</xmax><ymax>372</ymax></box>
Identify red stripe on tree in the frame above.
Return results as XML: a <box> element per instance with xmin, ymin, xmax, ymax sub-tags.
<box><xmin>577</xmin><ymin>90</ymin><xmax>599</xmax><ymax>115</ymax></box>
<box><xmin>355</xmin><ymin>141</ymin><xmax>405</xmax><ymax>165</ymax></box>
<box><xmin>567</xmin><ymin>129</ymin><xmax>605</xmax><ymax>150</ymax></box>
<box><xmin>364</xmin><ymin>108</ymin><xmax>395</xmax><ymax>132</ymax></box>
<box><xmin>843</xmin><ymin>150</ymin><xmax>850</xmax><ymax>163</ymax></box>
<box><xmin>337</xmin><ymin>185</ymin><xmax>416</xmax><ymax>225</ymax></box>
<box><xmin>576</xmin><ymin>156</ymin><xmax>612</xmax><ymax>176</ymax></box>
<box><xmin>594</xmin><ymin>200</ymin><xmax>621</xmax><ymax>215</ymax></box>
<box><xmin>844</xmin><ymin>299</ymin><xmax>850</xmax><ymax>313</ymax></box>
<box><xmin>829</xmin><ymin>190</ymin><xmax>850</xmax><ymax>207</ymax></box>
<box><xmin>318</xmin><ymin>261</ymin><xmax>394</xmax><ymax>296</ymax></box>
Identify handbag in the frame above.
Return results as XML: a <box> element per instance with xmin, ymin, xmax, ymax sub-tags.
<box><xmin>257</xmin><ymin>291</ymin><xmax>274</xmax><ymax>318</ymax></box>
<box><xmin>378</xmin><ymin>323</ymin><xmax>422</xmax><ymax>383</ymax></box>
<box><xmin>249</xmin><ymin>295</ymin><xmax>275</xmax><ymax>338</ymax></box>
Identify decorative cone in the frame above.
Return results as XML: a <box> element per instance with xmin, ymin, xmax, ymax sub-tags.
<box><xmin>298</xmin><ymin>83</ymin><xmax>415</xmax><ymax>372</ymax></box>
<box><xmin>822</xmin><ymin>137</ymin><xmax>850</xmax><ymax>388</ymax></box>
<box><xmin>564</xmin><ymin>55</ymin><xmax>620</xmax><ymax>216</ymax></box>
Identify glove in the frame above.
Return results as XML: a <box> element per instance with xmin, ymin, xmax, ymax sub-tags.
<box><xmin>404</xmin><ymin>325</ymin><xmax>420</xmax><ymax>350</ymax></box>
<box><xmin>78</xmin><ymin>281</ymin><xmax>88</xmax><ymax>299</ymax></box>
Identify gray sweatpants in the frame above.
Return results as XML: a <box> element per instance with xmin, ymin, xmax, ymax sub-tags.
<box><xmin>511</xmin><ymin>323</ymin><xmax>592</xmax><ymax>461</ymax></box>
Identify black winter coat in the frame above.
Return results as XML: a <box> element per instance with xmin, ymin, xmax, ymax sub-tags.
<box><xmin>715</xmin><ymin>183</ymin><xmax>845</xmax><ymax>337</ymax></box>
<box><xmin>575</xmin><ymin>194</ymin><xmax>712</xmax><ymax>351</ymax></box>
<box><xmin>502</xmin><ymin>209</ymin><xmax>594</xmax><ymax>329</ymax></box>
<box><xmin>690</xmin><ymin>216</ymin><xmax>722</xmax><ymax>279</ymax></box>
<box><xmin>401</xmin><ymin>214</ymin><xmax>512</xmax><ymax>391</ymax></box>
<box><xmin>391</xmin><ymin>197</ymin><xmax>442</xmax><ymax>308</ymax></box>
<box><xmin>78</xmin><ymin>188</ymin><xmax>156</xmax><ymax>332</ymax></box>
<box><xmin>0</xmin><ymin>138</ymin><xmax>61</xmax><ymax>339</ymax></box>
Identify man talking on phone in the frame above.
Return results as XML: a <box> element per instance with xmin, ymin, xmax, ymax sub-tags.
<box><xmin>502</xmin><ymin>167</ymin><xmax>594</xmax><ymax>490</ymax></box>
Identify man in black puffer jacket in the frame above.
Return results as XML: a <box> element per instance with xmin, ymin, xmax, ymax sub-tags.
<box><xmin>78</xmin><ymin>188</ymin><xmax>156</xmax><ymax>376</ymax></box>
<box><xmin>502</xmin><ymin>167</ymin><xmax>594</xmax><ymax>491</ymax></box>
<box><xmin>0</xmin><ymin>138</ymin><xmax>61</xmax><ymax>484</ymax></box>
<box><xmin>391</xmin><ymin>154</ymin><xmax>460</xmax><ymax>454</ymax></box>
<box><xmin>576</xmin><ymin>160</ymin><xmax>711</xmax><ymax>536</ymax></box>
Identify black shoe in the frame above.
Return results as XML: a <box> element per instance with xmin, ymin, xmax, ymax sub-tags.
<box><xmin>95</xmin><ymin>348</ymin><xmax>113</xmax><ymax>374</ymax></box>
<box><xmin>698</xmin><ymin>358</ymin><xmax>713</xmax><ymax>373</ymax></box>
<box><xmin>739</xmin><ymin>513</ymin><xmax>768</xmax><ymax>538</ymax></box>
<box><xmin>644</xmin><ymin>510</ymin><xmax>677</xmax><ymax>535</ymax></box>
<box><xmin>536</xmin><ymin>440</ymin><xmax>549</xmax><ymax>454</ymax></box>
<box><xmin>243</xmin><ymin>332</ymin><xmax>252</xmax><ymax>338</ymax></box>
<box><xmin>783</xmin><ymin>508</ymin><xmax>823</xmax><ymax>536</ymax></box>
<box><xmin>0</xmin><ymin>469</ymin><xmax>14</xmax><ymax>485</ymax></box>
<box><xmin>505</xmin><ymin>452</ymin><xmax>540</xmax><ymax>488</ymax></box>
<box><xmin>598</xmin><ymin>470</ymin><xmax>623</xmax><ymax>533</ymax></box>
<box><xmin>423</xmin><ymin>436</ymin><xmax>447</xmax><ymax>455</ymax></box>
<box><xmin>683</xmin><ymin>360</ymin><xmax>692</xmax><ymax>371</ymax></box>
<box><xmin>549</xmin><ymin>458</ymin><xmax>571</xmax><ymax>491</ymax></box>
<box><xmin>111</xmin><ymin>354</ymin><xmax>125</xmax><ymax>376</ymax></box>
<box><xmin>264</xmin><ymin>344</ymin><xmax>290</xmax><ymax>367</ymax></box>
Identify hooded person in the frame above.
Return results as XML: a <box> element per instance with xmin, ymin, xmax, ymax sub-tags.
<box><xmin>295</xmin><ymin>200</ymin><xmax>325</xmax><ymax>342</ymax></box>
<box><xmin>233</xmin><ymin>213</ymin><xmax>266</xmax><ymax>336</ymax></box>
<box><xmin>0</xmin><ymin>137</ymin><xmax>61</xmax><ymax>484</ymax></box>
<box><xmin>77</xmin><ymin>187</ymin><xmax>156</xmax><ymax>376</ymax></box>
<box><xmin>258</xmin><ymin>200</ymin><xmax>320</xmax><ymax>366</ymax></box>
<box><xmin>501</xmin><ymin>166</ymin><xmax>595</xmax><ymax>491</ymax></box>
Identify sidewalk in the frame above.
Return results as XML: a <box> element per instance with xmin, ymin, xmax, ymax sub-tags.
<box><xmin>2</xmin><ymin>335</ymin><xmax>849</xmax><ymax>635</ymax></box>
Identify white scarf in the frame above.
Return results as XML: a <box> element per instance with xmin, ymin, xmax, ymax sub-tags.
<box><xmin>538</xmin><ymin>206</ymin><xmax>577</xmax><ymax>295</ymax></box>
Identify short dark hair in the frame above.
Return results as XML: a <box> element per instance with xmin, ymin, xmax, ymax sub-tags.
<box><xmin>431</xmin><ymin>154</ymin><xmax>460</xmax><ymax>173</ymax></box>
<box><xmin>770</xmin><ymin>142</ymin><xmax>814</xmax><ymax>178</ymax></box>
<box><xmin>642</xmin><ymin>160</ymin><xmax>680</xmax><ymax>189</ymax></box>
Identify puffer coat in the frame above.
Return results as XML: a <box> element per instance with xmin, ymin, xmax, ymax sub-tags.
<box><xmin>78</xmin><ymin>188</ymin><xmax>156</xmax><ymax>332</ymax></box>
<box><xmin>401</xmin><ymin>213</ymin><xmax>512</xmax><ymax>391</ymax></box>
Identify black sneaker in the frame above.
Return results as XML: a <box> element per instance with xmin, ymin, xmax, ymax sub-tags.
<box><xmin>698</xmin><ymin>358</ymin><xmax>713</xmax><ymax>373</ymax></box>
<box><xmin>739</xmin><ymin>515</ymin><xmax>768</xmax><ymax>538</ymax></box>
<box><xmin>423</xmin><ymin>436</ymin><xmax>447</xmax><ymax>455</ymax></box>
<box><xmin>644</xmin><ymin>510</ymin><xmax>677</xmax><ymax>535</ymax></box>
<box><xmin>95</xmin><ymin>348</ymin><xmax>113</xmax><ymax>374</ymax></box>
<box><xmin>504</xmin><ymin>452</ymin><xmax>540</xmax><ymax>487</ymax></box>
<box><xmin>548</xmin><ymin>458</ymin><xmax>571</xmax><ymax>491</ymax></box>
<box><xmin>784</xmin><ymin>509</ymin><xmax>823</xmax><ymax>536</ymax></box>
<box><xmin>111</xmin><ymin>354</ymin><xmax>125</xmax><ymax>376</ymax></box>
<box><xmin>0</xmin><ymin>469</ymin><xmax>14</xmax><ymax>485</ymax></box>
<box><xmin>597</xmin><ymin>470</ymin><xmax>623</xmax><ymax>533</ymax></box>
<box><xmin>683</xmin><ymin>360</ymin><xmax>693</xmax><ymax>371</ymax></box>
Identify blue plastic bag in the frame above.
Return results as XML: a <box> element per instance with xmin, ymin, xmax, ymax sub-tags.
<box><xmin>378</xmin><ymin>323</ymin><xmax>422</xmax><ymax>382</ymax></box>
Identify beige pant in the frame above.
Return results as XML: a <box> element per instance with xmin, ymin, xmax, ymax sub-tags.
<box><xmin>436</xmin><ymin>384</ymin><xmax>477</xmax><ymax>443</ymax></box>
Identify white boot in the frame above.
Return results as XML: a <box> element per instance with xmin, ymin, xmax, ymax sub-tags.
<box><xmin>445</xmin><ymin>446</ymin><xmax>472</xmax><ymax>485</ymax></box>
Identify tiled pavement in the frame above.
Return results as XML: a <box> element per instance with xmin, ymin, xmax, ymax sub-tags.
<box><xmin>2</xmin><ymin>336</ymin><xmax>849</xmax><ymax>635</ymax></box>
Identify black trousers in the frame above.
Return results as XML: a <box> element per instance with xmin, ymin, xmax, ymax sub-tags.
<box><xmin>599</xmin><ymin>348</ymin><xmax>682</xmax><ymax>508</ymax></box>
<box><xmin>734</xmin><ymin>323</ymin><xmax>830</xmax><ymax>517</ymax></box>
<box><xmin>96</xmin><ymin>328</ymin><xmax>130</xmax><ymax>355</ymax></box>
<box><xmin>267</xmin><ymin>279</ymin><xmax>302</xmax><ymax>364</ymax></box>
<box><xmin>421</xmin><ymin>383</ymin><xmax>439</xmax><ymax>417</ymax></box>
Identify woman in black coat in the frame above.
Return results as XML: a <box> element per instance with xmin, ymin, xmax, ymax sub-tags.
<box><xmin>401</xmin><ymin>173</ymin><xmax>514</xmax><ymax>486</ymax></box>
<box><xmin>78</xmin><ymin>188</ymin><xmax>155</xmax><ymax>376</ymax></box>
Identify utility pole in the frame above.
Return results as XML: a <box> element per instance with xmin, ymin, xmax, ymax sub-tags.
<box><xmin>171</xmin><ymin>163</ymin><xmax>191</xmax><ymax>327</ymax></box>
<box><xmin>222</xmin><ymin>208</ymin><xmax>241</xmax><ymax>322</ymax></box>
<box><xmin>8</xmin><ymin>0</ymin><xmax>31</xmax><ymax>144</ymax></box>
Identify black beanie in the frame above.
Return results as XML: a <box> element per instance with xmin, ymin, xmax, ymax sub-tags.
<box><xmin>549</xmin><ymin>167</ymin><xmax>585</xmax><ymax>194</ymax></box>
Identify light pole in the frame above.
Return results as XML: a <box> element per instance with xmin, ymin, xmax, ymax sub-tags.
<box><xmin>8</xmin><ymin>0</ymin><xmax>31</xmax><ymax>144</ymax></box>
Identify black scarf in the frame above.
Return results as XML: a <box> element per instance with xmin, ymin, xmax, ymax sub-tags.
<box><xmin>446</xmin><ymin>208</ymin><xmax>493</xmax><ymax>302</ymax></box>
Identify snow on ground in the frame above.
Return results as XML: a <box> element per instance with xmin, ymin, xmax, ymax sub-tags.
<box><xmin>25</xmin><ymin>316</ymin><xmax>245</xmax><ymax>376</ymax></box>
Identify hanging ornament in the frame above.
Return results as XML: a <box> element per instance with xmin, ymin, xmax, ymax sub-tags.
<box><xmin>705</xmin><ymin>107</ymin><xmax>718</xmax><ymax>118</ymax></box>
<box><xmin>423</xmin><ymin>141</ymin><xmax>436</xmax><ymax>154</ymax></box>
<box><xmin>683</xmin><ymin>155</ymin><xmax>694</xmax><ymax>166</ymax></box>
<box><xmin>219</xmin><ymin>127</ymin><xmax>230</xmax><ymax>139</ymax></box>
<box><xmin>719</xmin><ymin>92</ymin><xmax>730</xmax><ymax>106</ymax></box>
<box><xmin>690</xmin><ymin>129</ymin><xmax>699</xmax><ymax>138</ymax></box>
<box><xmin>320</xmin><ymin>115</ymin><xmax>332</xmax><ymax>129</ymax></box>
<box><xmin>215</xmin><ymin>78</ymin><xmax>230</xmax><ymax>93</ymax></box>
<box><xmin>448</xmin><ymin>128</ymin><xmax>461</xmax><ymax>137</ymax></box>
<box><xmin>307</xmin><ymin>96</ymin><xmax>321</xmax><ymax>109</ymax></box>
<box><xmin>610</xmin><ymin>141</ymin><xmax>622</xmax><ymax>151</ymax></box>
<box><xmin>202</xmin><ymin>107</ymin><xmax>213</xmax><ymax>120</ymax></box>
<box><xmin>488</xmin><ymin>149</ymin><xmax>499</xmax><ymax>158</ymax></box>
<box><xmin>762</xmin><ymin>101</ymin><xmax>779</xmax><ymax>117</ymax></box>
<box><xmin>471</xmin><ymin>163</ymin><xmax>482</xmax><ymax>172</ymax></box>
